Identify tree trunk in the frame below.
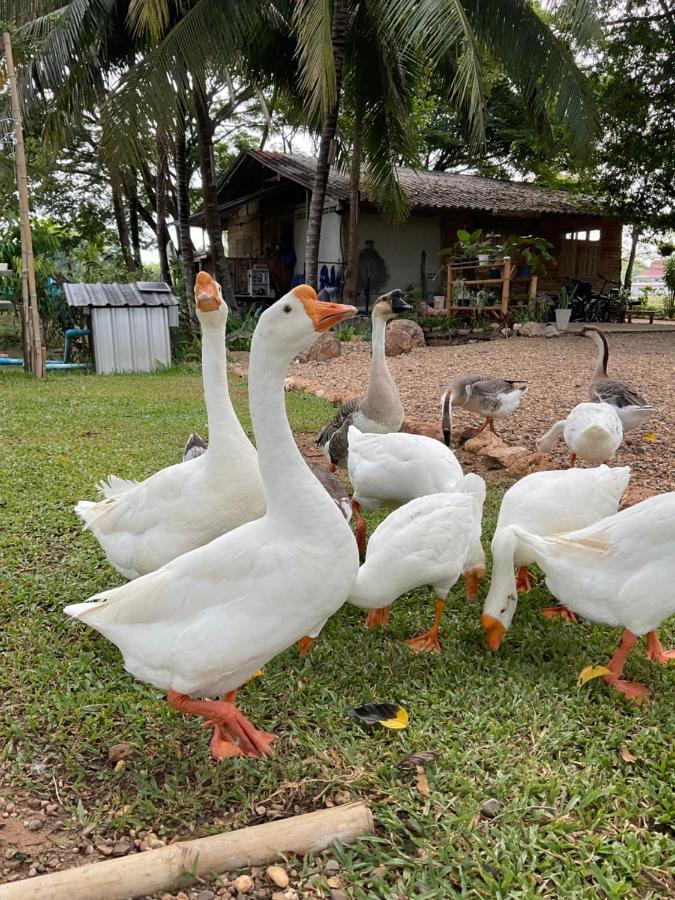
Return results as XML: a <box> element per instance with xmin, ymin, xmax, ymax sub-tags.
<box><xmin>111</xmin><ymin>172</ymin><xmax>134</xmax><ymax>273</ymax></box>
<box><xmin>304</xmin><ymin>0</ymin><xmax>349</xmax><ymax>289</ymax></box>
<box><xmin>156</xmin><ymin>134</ymin><xmax>172</xmax><ymax>285</ymax></box>
<box><xmin>126</xmin><ymin>173</ymin><xmax>142</xmax><ymax>271</ymax></box>
<box><xmin>623</xmin><ymin>224</ymin><xmax>641</xmax><ymax>291</ymax></box>
<box><xmin>175</xmin><ymin>115</ymin><xmax>195</xmax><ymax>309</ymax></box>
<box><xmin>193</xmin><ymin>81</ymin><xmax>237</xmax><ymax>311</ymax></box>
<box><xmin>343</xmin><ymin>112</ymin><xmax>363</xmax><ymax>305</ymax></box>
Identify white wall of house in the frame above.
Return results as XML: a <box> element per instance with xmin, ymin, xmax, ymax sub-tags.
<box><xmin>293</xmin><ymin>204</ymin><xmax>343</xmax><ymax>278</ymax></box>
<box><xmin>291</xmin><ymin>204</ymin><xmax>442</xmax><ymax>295</ymax></box>
<box><xmin>353</xmin><ymin>213</ymin><xmax>442</xmax><ymax>296</ymax></box>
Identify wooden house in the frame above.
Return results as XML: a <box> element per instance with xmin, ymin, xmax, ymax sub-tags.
<box><xmin>190</xmin><ymin>149</ymin><xmax>621</xmax><ymax>305</ymax></box>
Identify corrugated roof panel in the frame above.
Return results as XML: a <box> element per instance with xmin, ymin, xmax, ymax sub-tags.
<box><xmin>63</xmin><ymin>282</ymin><xmax>179</xmax><ymax>308</ymax></box>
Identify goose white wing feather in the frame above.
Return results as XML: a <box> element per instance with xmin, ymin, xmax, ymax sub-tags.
<box><xmin>512</xmin><ymin>493</ymin><xmax>675</xmax><ymax>633</ymax></box>
<box><xmin>347</xmin><ymin>428</ymin><xmax>463</xmax><ymax>512</ymax></box>
<box><xmin>349</xmin><ymin>493</ymin><xmax>473</xmax><ymax>610</ymax></box>
<box><xmin>75</xmin><ymin>451</ymin><xmax>264</xmax><ymax>580</ymax></box>
<box><xmin>66</xmin><ymin>512</ymin><xmax>356</xmax><ymax>698</ymax></box>
<box><xmin>563</xmin><ymin>402</ymin><xmax>623</xmax><ymax>464</ymax></box>
<box><xmin>496</xmin><ymin>465</ymin><xmax>630</xmax><ymax>537</ymax></box>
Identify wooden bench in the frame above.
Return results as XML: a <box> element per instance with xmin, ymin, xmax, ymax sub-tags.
<box><xmin>625</xmin><ymin>308</ymin><xmax>656</xmax><ymax>324</ymax></box>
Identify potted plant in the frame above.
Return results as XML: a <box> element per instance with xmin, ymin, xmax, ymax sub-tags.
<box><xmin>452</xmin><ymin>278</ymin><xmax>470</xmax><ymax>306</ymax></box>
<box><xmin>442</xmin><ymin>229</ymin><xmax>500</xmax><ymax>264</ymax></box>
<box><xmin>555</xmin><ymin>285</ymin><xmax>574</xmax><ymax>331</ymax></box>
<box><xmin>502</xmin><ymin>234</ymin><xmax>556</xmax><ymax>277</ymax></box>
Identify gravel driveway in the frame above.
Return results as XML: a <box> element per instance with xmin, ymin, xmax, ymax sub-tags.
<box><xmin>290</xmin><ymin>331</ymin><xmax>675</xmax><ymax>492</ymax></box>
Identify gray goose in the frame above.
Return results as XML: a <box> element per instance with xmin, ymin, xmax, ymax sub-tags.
<box><xmin>316</xmin><ymin>289</ymin><xmax>412</xmax><ymax>467</ymax></box>
<box><xmin>581</xmin><ymin>326</ymin><xmax>656</xmax><ymax>431</ymax></box>
<box><xmin>441</xmin><ymin>375</ymin><xmax>528</xmax><ymax>446</ymax></box>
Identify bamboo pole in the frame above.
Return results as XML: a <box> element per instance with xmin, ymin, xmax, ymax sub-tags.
<box><xmin>0</xmin><ymin>802</ymin><xmax>374</xmax><ymax>900</ymax></box>
<box><xmin>2</xmin><ymin>32</ymin><xmax>44</xmax><ymax>378</ymax></box>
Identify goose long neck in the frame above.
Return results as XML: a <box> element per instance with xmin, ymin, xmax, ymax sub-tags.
<box><xmin>371</xmin><ymin>314</ymin><xmax>387</xmax><ymax>367</ymax></box>
<box><xmin>201</xmin><ymin>326</ymin><xmax>249</xmax><ymax>452</ymax></box>
<box><xmin>592</xmin><ymin>331</ymin><xmax>609</xmax><ymax>379</ymax></box>
<box><xmin>363</xmin><ymin>315</ymin><xmax>397</xmax><ymax>407</ymax></box>
<box><xmin>248</xmin><ymin>333</ymin><xmax>328</xmax><ymax>521</ymax></box>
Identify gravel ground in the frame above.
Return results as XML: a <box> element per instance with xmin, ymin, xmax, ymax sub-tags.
<box><xmin>290</xmin><ymin>331</ymin><xmax>675</xmax><ymax>493</ymax></box>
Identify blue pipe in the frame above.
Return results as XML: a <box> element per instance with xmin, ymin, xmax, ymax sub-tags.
<box><xmin>0</xmin><ymin>357</ymin><xmax>89</xmax><ymax>370</ymax></box>
<box><xmin>64</xmin><ymin>327</ymin><xmax>91</xmax><ymax>363</ymax></box>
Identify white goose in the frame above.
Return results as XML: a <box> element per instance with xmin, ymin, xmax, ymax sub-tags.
<box><xmin>349</xmin><ymin>475</ymin><xmax>486</xmax><ymax>652</ymax></box>
<box><xmin>582</xmin><ymin>325</ymin><xmax>656</xmax><ymax>430</ymax></box>
<box><xmin>481</xmin><ymin>493</ymin><xmax>675</xmax><ymax>702</ymax></box>
<box><xmin>485</xmin><ymin>465</ymin><xmax>630</xmax><ymax>629</ymax></box>
<box><xmin>347</xmin><ymin>427</ymin><xmax>463</xmax><ymax>546</ymax></box>
<box><xmin>65</xmin><ymin>288</ymin><xmax>359</xmax><ymax>759</ymax></box>
<box><xmin>181</xmin><ymin>432</ymin><xmax>351</xmax><ymax>522</ymax></box>
<box><xmin>75</xmin><ymin>272</ymin><xmax>265</xmax><ymax>579</ymax></box>
<box><xmin>316</xmin><ymin>289</ymin><xmax>411</xmax><ymax>466</ymax></box>
<box><xmin>536</xmin><ymin>401</ymin><xmax>623</xmax><ymax>466</ymax></box>
<box><xmin>440</xmin><ymin>374</ymin><xmax>527</xmax><ymax>446</ymax></box>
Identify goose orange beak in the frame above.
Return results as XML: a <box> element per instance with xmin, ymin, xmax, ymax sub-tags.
<box><xmin>481</xmin><ymin>613</ymin><xmax>506</xmax><ymax>651</ymax></box>
<box><xmin>195</xmin><ymin>272</ymin><xmax>222</xmax><ymax>312</ymax></box>
<box><xmin>294</xmin><ymin>285</ymin><xmax>357</xmax><ymax>332</ymax></box>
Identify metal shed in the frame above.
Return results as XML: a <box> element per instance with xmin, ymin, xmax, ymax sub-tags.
<box><xmin>64</xmin><ymin>282</ymin><xmax>179</xmax><ymax>374</ymax></box>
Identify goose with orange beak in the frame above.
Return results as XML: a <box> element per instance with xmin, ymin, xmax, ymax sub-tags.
<box><xmin>74</xmin><ymin>272</ymin><xmax>265</xmax><ymax>580</ymax></box>
<box><xmin>66</xmin><ymin>287</ymin><xmax>360</xmax><ymax>759</ymax></box>
<box><xmin>481</xmin><ymin>493</ymin><xmax>675</xmax><ymax>703</ymax></box>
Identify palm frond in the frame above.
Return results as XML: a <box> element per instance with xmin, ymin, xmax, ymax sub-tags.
<box><xmin>100</xmin><ymin>0</ymin><xmax>272</xmax><ymax>170</ymax></box>
<box><xmin>292</xmin><ymin>0</ymin><xmax>338</xmax><ymax>121</ymax></box>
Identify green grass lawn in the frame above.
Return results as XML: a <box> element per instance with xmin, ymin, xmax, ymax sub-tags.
<box><xmin>1</xmin><ymin>367</ymin><xmax>673</xmax><ymax>898</ymax></box>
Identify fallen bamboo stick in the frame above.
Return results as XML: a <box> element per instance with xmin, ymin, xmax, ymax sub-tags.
<box><xmin>0</xmin><ymin>801</ymin><xmax>373</xmax><ymax>900</ymax></box>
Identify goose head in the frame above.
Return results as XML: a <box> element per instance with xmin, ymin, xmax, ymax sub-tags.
<box><xmin>480</xmin><ymin>527</ymin><xmax>519</xmax><ymax>650</ymax></box>
<box><xmin>194</xmin><ymin>272</ymin><xmax>227</xmax><ymax>329</ymax></box>
<box><xmin>256</xmin><ymin>285</ymin><xmax>357</xmax><ymax>363</ymax></box>
<box><xmin>371</xmin><ymin>289</ymin><xmax>412</xmax><ymax>322</ymax></box>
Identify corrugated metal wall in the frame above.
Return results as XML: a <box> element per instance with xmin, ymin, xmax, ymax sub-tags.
<box><xmin>91</xmin><ymin>307</ymin><xmax>172</xmax><ymax>374</ymax></box>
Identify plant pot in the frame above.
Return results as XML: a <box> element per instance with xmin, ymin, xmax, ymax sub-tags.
<box><xmin>555</xmin><ymin>308</ymin><xmax>572</xmax><ymax>331</ymax></box>
<box><xmin>477</xmin><ymin>254</ymin><xmax>490</xmax><ymax>266</ymax></box>
<box><xmin>516</xmin><ymin>264</ymin><xmax>532</xmax><ymax>278</ymax></box>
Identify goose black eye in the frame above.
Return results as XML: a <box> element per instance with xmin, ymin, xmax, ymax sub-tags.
<box><xmin>283</xmin><ymin>304</ymin><xmax>292</xmax><ymax>313</ymax></box>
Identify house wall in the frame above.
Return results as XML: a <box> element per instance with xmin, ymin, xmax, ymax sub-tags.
<box><xmin>440</xmin><ymin>210</ymin><xmax>621</xmax><ymax>295</ymax></box>
<box><xmin>353</xmin><ymin>212</ymin><xmax>443</xmax><ymax>297</ymax></box>
<box><xmin>293</xmin><ymin>205</ymin><xmax>343</xmax><ymax>278</ymax></box>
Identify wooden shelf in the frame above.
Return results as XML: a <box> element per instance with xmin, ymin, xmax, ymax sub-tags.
<box><xmin>445</xmin><ymin>256</ymin><xmax>537</xmax><ymax>316</ymax></box>
<box><xmin>448</xmin><ymin>305</ymin><xmax>502</xmax><ymax>312</ymax></box>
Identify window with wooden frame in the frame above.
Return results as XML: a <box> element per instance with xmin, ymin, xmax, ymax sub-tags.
<box><xmin>557</xmin><ymin>228</ymin><xmax>602</xmax><ymax>278</ymax></box>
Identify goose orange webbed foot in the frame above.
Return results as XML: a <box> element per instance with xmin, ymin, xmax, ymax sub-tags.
<box><xmin>405</xmin><ymin>599</ymin><xmax>444</xmax><ymax>654</ymax></box>
<box><xmin>168</xmin><ymin>690</ymin><xmax>276</xmax><ymax>759</ymax></box>
<box><xmin>541</xmin><ymin>605</ymin><xmax>578</xmax><ymax>623</ymax></box>
<box><xmin>297</xmin><ymin>635</ymin><xmax>315</xmax><ymax>656</ymax></box>
<box><xmin>462</xmin><ymin>569</ymin><xmax>485</xmax><ymax>603</ymax></box>
<box><xmin>405</xmin><ymin>629</ymin><xmax>442</xmax><ymax>654</ymax></box>
<box><xmin>645</xmin><ymin>630</ymin><xmax>675</xmax><ymax>664</ymax></box>
<box><xmin>515</xmin><ymin>566</ymin><xmax>532</xmax><ymax>593</ymax></box>
<box><xmin>602</xmin><ymin>676</ymin><xmax>651</xmax><ymax>704</ymax></box>
<box><xmin>365</xmin><ymin>606</ymin><xmax>390</xmax><ymax>628</ymax></box>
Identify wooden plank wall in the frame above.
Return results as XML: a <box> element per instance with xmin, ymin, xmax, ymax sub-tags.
<box><xmin>440</xmin><ymin>211</ymin><xmax>622</xmax><ymax>295</ymax></box>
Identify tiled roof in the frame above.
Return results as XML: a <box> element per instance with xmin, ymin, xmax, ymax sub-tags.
<box><xmin>64</xmin><ymin>282</ymin><xmax>178</xmax><ymax>308</ymax></box>
<box><xmin>240</xmin><ymin>149</ymin><xmax>601</xmax><ymax>216</ymax></box>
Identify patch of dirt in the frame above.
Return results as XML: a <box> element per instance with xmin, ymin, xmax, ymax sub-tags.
<box><xmin>286</xmin><ymin>332</ymin><xmax>675</xmax><ymax>492</ymax></box>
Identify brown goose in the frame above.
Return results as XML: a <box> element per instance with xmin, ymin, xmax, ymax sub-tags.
<box><xmin>581</xmin><ymin>326</ymin><xmax>656</xmax><ymax>430</ymax></box>
<box><xmin>316</xmin><ymin>289</ymin><xmax>412</xmax><ymax>466</ymax></box>
<box><xmin>440</xmin><ymin>375</ymin><xmax>527</xmax><ymax>446</ymax></box>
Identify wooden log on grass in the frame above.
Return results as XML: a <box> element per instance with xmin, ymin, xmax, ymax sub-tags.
<box><xmin>0</xmin><ymin>802</ymin><xmax>373</xmax><ymax>900</ymax></box>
